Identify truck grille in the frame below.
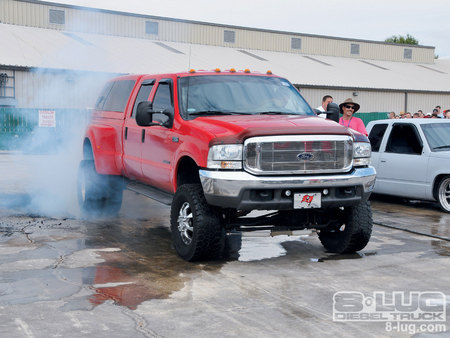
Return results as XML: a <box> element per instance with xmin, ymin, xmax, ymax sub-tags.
<box><xmin>244</xmin><ymin>135</ymin><xmax>353</xmax><ymax>175</ymax></box>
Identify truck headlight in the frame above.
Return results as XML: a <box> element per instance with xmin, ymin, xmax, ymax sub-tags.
<box><xmin>207</xmin><ymin>144</ymin><xmax>243</xmax><ymax>169</ymax></box>
<box><xmin>353</xmin><ymin>142</ymin><xmax>371</xmax><ymax>166</ymax></box>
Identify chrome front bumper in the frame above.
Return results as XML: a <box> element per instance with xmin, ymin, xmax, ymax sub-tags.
<box><xmin>199</xmin><ymin>166</ymin><xmax>376</xmax><ymax>210</ymax></box>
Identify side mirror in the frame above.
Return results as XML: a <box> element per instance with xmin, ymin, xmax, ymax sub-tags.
<box><xmin>325</xmin><ymin>102</ymin><xmax>340</xmax><ymax>122</ymax></box>
<box><xmin>136</xmin><ymin>101</ymin><xmax>155</xmax><ymax>126</ymax></box>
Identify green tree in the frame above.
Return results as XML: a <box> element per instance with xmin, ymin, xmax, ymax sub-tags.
<box><xmin>385</xmin><ymin>34</ymin><xmax>419</xmax><ymax>45</ymax></box>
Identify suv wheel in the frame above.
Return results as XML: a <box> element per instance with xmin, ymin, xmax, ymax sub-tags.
<box><xmin>170</xmin><ymin>184</ymin><xmax>224</xmax><ymax>261</ymax></box>
<box><xmin>318</xmin><ymin>200</ymin><xmax>373</xmax><ymax>253</ymax></box>
<box><xmin>77</xmin><ymin>160</ymin><xmax>123</xmax><ymax>217</ymax></box>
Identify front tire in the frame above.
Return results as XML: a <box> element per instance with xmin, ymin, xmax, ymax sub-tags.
<box><xmin>170</xmin><ymin>184</ymin><xmax>224</xmax><ymax>261</ymax></box>
<box><xmin>437</xmin><ymin>176</ymin><xmax>450</xmax><ymax>213</ymax></box>
<box><xmin>318</xmin><ymin>200</ymin><xmax>373</xmax><ymax>253</ymax></box>
<box><xmin>77</xmin><ymin>160</ymin><xmax>123</xmax><ymax>217</ymax></box>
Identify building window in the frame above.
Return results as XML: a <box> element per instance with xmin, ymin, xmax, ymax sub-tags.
<box><xmin>224</xmin><ymin>30</ymin><xmax>235</xmax><ymax>43</ymax></box>
<box><xmin>291</xmin><ymin>38</ymin><xmax>302</xmax><ymax>50</ymax></box>
<box><xmin>351</xmin><ymin>43</ymin><xmax>360</xmax><ymax>55</ymax></box>
<box><xmin>0</xmin><ymin>69</ymin><xmax>16</xmax><ymax>106</ymax></box>
<box><xmin>49</xmin><ymin>9</ymin><xmax>65</xmax><ymax>25</ymax></box>
<box><xmin>145</xmin><ymin>21</ymin><xmax>159</xmax><ymax>35</ymax></box>
<box><xmin>404</xmin><ymin>48</ymin><xmax>412</xmax><ymax>59</ymax></box>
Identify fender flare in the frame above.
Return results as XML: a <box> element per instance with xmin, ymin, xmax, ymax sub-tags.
<box><xmin>83</xmin><ymin>124</ymin><xmax>122</xmax><ymax>175</ymax></box>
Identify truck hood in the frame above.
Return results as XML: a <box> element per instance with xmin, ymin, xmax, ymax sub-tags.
<box><xmin>188</xmin><ymin>114</ymin><xmax>353</xmax><ymax>145</ymax></box>
<box><xmin>430</xmin><ymin>150</ymin><xmax>450</xmax><ymax>159</ymax></box>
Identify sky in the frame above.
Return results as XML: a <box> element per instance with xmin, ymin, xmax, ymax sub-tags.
<box><xmin>47</xmin><ymin>0</ymin><xmax>450</xmax><ymax>59</ymax></box>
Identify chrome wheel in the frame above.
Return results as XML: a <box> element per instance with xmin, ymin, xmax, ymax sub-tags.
<box><xmin>438</xmin><ymin>177</ymin><xmax>450</xmax><ymax>212</ymax></box>
<box><xmin>177</xmin><ymin>202</ymin><xmax>194</xmax><ymax>245</ymax></box>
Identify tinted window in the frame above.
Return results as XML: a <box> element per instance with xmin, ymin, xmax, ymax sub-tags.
<box><xmin>95</xmin><ymin>82</ymin><xmax>114</xmax><ymax>110</ymax></box>
<box><xmin>145</xmin><ymin>21</ymin><xmax>158</xmax><ymax>35</ymax></box>
<box><xmin>224</xmin><ymin>30</ymin><xmax>235</xmax><ymax>43</ymax></box>
<box><xmin>351</xmin><ymin>43</ymin><xmax>360</xmax><ymax>55</ymax></box>
<box><xmin>421</xmin><ymin>123</ymin><xmax>450</xmax><ymax>151</ymax></box>
<box><xmin>291</xmin><ymin>38</ymin><xmax>301</xmax><ymax>50</ymax></box>
<box><xmin>404</xmin><ymin>48</ymin><xmax>412</xmax><ymax>59</ymax></box>
<box><xmin>102</xmin><ymin>80</ymin><xmax>136</xmax><ymax>112</ymax></box>
<box><xmin>178</xmin><ymin>75</ymin><xmax>313</xmax><ymax>119</ymax></box>
<box><xmin>368</xmin><ymin>123</ymin><xmax>388</xmax><ymax>152</ymax></box>
<box><xmin>386</xmin><ymin>124</ymin><xmax>422</xmax><ymax>155</ymax></box>
<box><xmin>131</xmin><ymin>82</ymin><xmax>154</xmax><ymax>118</ymax></box>
<box><xmin>152</xmin><ymin>82</ymin><xmax>173</xmax><ymax>123</ymax></box>
<box><xmin>49</xmin><ymin>9</ymin><xmax>65</xmax><ymax>24</ymax></box>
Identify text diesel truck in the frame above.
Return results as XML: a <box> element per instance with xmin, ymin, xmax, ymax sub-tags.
<box><xmin>78</xmin><ymin>70</ymin><xmax>376</xmax><ymax>261</ymax></box>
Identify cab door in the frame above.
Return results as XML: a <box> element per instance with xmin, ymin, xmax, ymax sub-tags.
<box><xmin>375</xmin><ymin>123</ymin><xmax>429</xmax><ymax>198</ymax></box>
<box><xmin>140</xmin><ymin>79</ymin><xmax>178</xmax><ymax>192</ymax></box>
<box><xmin>123</xmin><ymin>78</ymin><xmax>155</xmax><ymax>180</ymax></box>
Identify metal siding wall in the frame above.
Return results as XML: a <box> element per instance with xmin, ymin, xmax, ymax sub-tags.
<box><xmin>190</xmin><ymin>24</ymin><xmax>223</xmax><ymax>46</ymax></box>
<box><xmin>14</xmin><ymin>70</ymin><xmax>113</xmax><ymax>109</ymax></box>
<box><xmin>407</xmin><ymin>93</ymin><xmax>450</xmax><ymax>114</ymax></box>
<box><xmin>356</xmin><ymin>90</ymin><xmax>405</xmax><ymax>113</ymax></box>
<box><xmin>298</xmin><ymin>88</ymin><xmax>405</xmax><ymax>113</ymax></box>
<box><xmin>159</xmin><ymin>20</ymin><xmax>190</xmax><ymax>42</ymax></box>
<box><xmin>0</xmin><ymin>0</ymin><xmax>435</xmax><ymax>63</ymax></box>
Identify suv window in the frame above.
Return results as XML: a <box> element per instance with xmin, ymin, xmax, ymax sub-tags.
<box><xmin>368</xmin><ymin>123</ymin><xmax>388</xmax><ymax>152</ymax></box>
<box><xmin>386</xmin><ymin>124</ymin><xmax>422</xmax><ymax>155</ymax></box>
<box><xmin>102</xmin><ymin>80</ymin><xmax>136</xmax><ymax>112</ymax></box>
<box><xmin>131</xmin><ymin>82</ymin><xmax>154</xmax><ymax>118</ymax></box>
<box><xmin>152</xmin><ymin>81</ymin><xmax>173</xmax><ymax>123</ymax></box>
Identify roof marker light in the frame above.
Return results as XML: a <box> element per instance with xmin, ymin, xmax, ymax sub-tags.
<box><xmin>230</xmin><ymin>68</ymin><xmax>236</xmax><ymax>73</ymax></box>
<box><xmin>215</xmin><ymin>68</ymin><xmax>221</xmax><ymax>72</ymax></box>
<box><xmin>189</xmin><ymin>69</ymin><xmax>196</xmax><ymax>73</ymax></box>
<box><xmin>266</xmin><ymin>70</ymin><xmax>273</xmax><ymax>75</ymax></box>
<box><xmin>244</xmin><ymin>69</ymin><xmax>251</xmax><ymax>73</ymax></box>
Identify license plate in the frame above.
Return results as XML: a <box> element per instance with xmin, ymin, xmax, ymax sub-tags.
<box><xmin>293</xmin><ymin>193</ymin><xmax>321</xmax><ymax>209</ymax></box>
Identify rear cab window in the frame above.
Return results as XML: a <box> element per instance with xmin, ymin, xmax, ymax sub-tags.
<box><xmin>97</xmin><ymin>79</ymin><xmax>136</xmax><ymax>113</ymax></box>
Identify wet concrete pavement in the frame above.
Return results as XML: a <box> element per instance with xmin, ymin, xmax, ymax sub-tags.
<box><xmin>0</xmin><ymin>153</ymin><xmax>449</xmax><ymax>337</ymax></box>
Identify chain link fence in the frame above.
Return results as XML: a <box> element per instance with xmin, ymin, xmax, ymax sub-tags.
<box><xmin>0</xmin><ymin>108</ymin><xmax>90</xmax><ymax>152</ymax></box>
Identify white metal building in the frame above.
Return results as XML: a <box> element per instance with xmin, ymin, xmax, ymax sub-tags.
<box><xmin>1</xmin><ymin>0</ymin><xmax>450</xmax><ymax>113</ymax></box>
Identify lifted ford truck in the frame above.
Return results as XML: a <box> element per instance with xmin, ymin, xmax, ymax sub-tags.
<box><xmin>78</xmin><ymin>70</ymin><xmax>376</xmax><ymax>261</ymax></box>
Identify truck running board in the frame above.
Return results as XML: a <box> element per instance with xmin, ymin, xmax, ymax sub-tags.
<box><xmin>125</xmin><ymin>180</ymin><xmax>173</xmax><ymax>205</ymax></box>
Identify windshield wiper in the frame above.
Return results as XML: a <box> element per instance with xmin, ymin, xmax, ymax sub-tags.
<box><xmin>189</xmin><ymin>110</ymin><xmax>240</xmax><ymax>116</ymax></box>
<box><xmin>433</xmin><ymin>145</ymin><xmax>450</xmax><ymax>150</ymax></box>
<box><xmin>258</xmin><ymin>111</ymin><xmax>291</xmax><ymax>115</ymax></box>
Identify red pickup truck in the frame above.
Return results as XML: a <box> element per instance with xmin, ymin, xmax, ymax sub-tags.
<box><xmin>77</xmin><ymin>70</ymin><xmax>376</xmax><ymax>261</ymax></box>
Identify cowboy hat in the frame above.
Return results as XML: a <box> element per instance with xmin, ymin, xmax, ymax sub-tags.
<box><xmin>339</xmin><ymin>98</ymin><xmax>360</xmax><ymax>113</ymax></box>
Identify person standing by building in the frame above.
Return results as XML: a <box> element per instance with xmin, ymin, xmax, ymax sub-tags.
<box><xmin>338</xmin><ymin>98</ymin><xmax>368</xmax><ymax>136</ymax></box>
<box><xmin>316</xmin><ymin>95</ymin><xmax>333</xmax><ymax>118</ymax></box>
<box><xmin>435</xmin><ymin>106</ymin><xmax>443</xmax><ymax>118</ymax></box>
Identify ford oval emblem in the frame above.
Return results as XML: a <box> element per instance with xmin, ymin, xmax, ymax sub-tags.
<box><xmin>297</xmin><ymin>152</ymin><xmax>314</xmax><ymax>160</ymax></box>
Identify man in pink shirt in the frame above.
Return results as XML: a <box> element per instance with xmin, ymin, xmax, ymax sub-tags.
<box><xmin>338</xmin><ymin>98</ymin><xmax>368</xmax><ymax>136</ymax></box>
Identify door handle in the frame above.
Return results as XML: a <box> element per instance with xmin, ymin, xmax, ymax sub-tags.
<box><xmin>380</xmin><ymin>160</ymin><xmax>386</xmax><ymax>163</ymax></box>
<box><xmin>141</xmin><ymin>129</ymin><xmax>145</xmax><ymax>143</ymax></box>
<box><xmin>124</xmin><ymin>127</ymin><xmax>128</xmax><ymax>140</ymax></box>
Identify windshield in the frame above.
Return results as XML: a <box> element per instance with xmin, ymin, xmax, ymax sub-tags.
<box><xmin>421</xmin><ymin>123</ymin><xmax>450</xmax><ymax>151</ymax></box>
<box><xmin>178</xmin><ymin>75</ymin><xmax>314</xmax><ymax>119</ymax></box>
